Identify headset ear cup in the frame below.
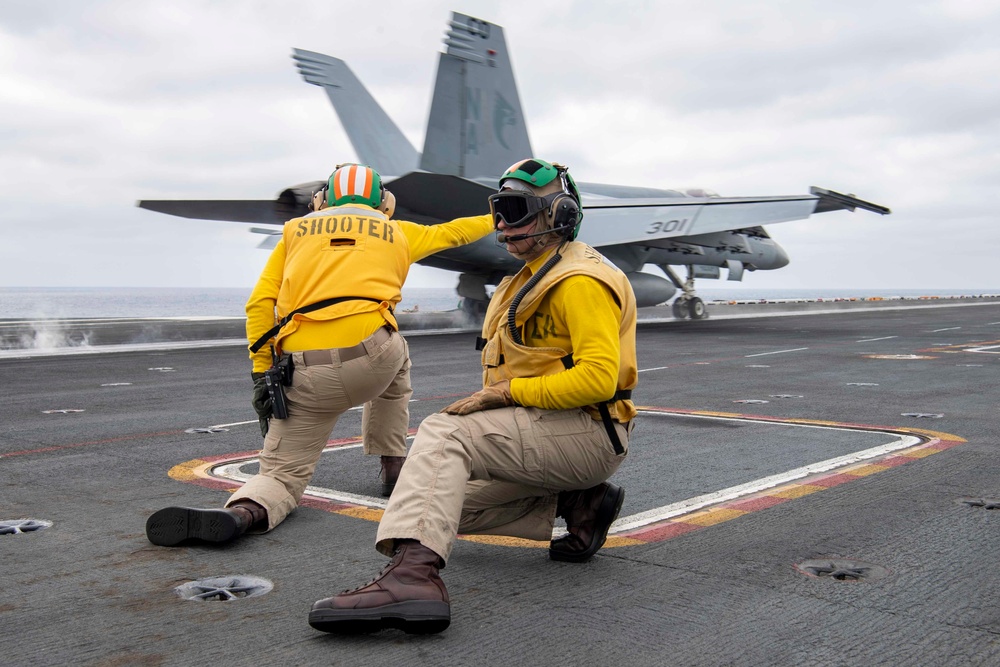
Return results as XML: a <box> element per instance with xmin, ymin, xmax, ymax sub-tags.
<box><xmin>549</xmin><ymin>194</ymin><xmax>580</xmax><ymax>238</ymax></box>
<box><xmin>379</xmin><ymin>190</ymin><xmax>396</xmax><ymax>219</ymax></box>
<box><xmin>311</xmin><ymin>188</ymin><xmax>326</xmax><ymax>212</ymax></box>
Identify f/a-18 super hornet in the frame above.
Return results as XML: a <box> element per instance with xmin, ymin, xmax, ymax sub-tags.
<box><xmin>138</xmin><ymin>11</ymin><xmax>890</xmax><ymax>320</ymax></box>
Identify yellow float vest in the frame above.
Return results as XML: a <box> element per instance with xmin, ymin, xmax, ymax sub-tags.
<box><xmin>481</xmin><ymin>241</ymin><xmax>638</xmax><ymax>421</ymax></box>
<box><xmin>274</xmin><ymin>204</ymin><xmax>404</xmax><ymax>349</ymax></box>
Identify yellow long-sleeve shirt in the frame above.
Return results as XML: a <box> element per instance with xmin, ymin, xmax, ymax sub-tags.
<box><xmin>509</xmin><ymin>272</ymin><xmax>623</xmax><ymax>410</ymax></box>
<box><xmin>484</xmin><ymin>245</ymin><xmax>637</xmax><ymax>421</ymax></box>
<box><xmin>246</xmin><ymin>210</ymin><xmax>492</xmax><ymax>372</ymax></box>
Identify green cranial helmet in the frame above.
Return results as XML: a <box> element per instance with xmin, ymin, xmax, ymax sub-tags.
<box><xmin>499</xmin><ymin>158</ymin><xmax>559</xmax><ymax>190</ymax></box>
<box><xmin>500</xmin><ymin>158</ymin><xmax>581</xmax><ymax>203</ymax></box>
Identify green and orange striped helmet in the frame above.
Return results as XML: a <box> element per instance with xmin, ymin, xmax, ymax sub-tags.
<box><xmin>327</xmin><ymin>163</ymin><xmax>384</xmax><ymax>208</ymax></box>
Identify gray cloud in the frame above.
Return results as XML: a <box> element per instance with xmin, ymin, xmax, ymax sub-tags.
<box><xmin>1</xmin><ymin>0</ymin><xmax>998</xmax><ymax>292</ymax></box>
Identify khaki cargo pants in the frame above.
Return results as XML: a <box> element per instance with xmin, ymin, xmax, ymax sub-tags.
<box><xmin>376</xmin><ymin>405</ymin><xmax>629</xmax><ymax>563</ymax></box>
<box><xmin>227</xmin><ymin>329</ymin><xmax>410</xmax><ymax>530</ymax></box>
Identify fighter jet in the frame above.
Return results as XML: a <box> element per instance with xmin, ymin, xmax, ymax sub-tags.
<box><xmin>138</xmin><ymin>11</ymin><xmax>890</xmax><ymax>320</ymax></box>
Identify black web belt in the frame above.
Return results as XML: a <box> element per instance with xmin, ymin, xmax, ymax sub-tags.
<box><xmin>250</xmin><ymin>296</ymin><xmax>389</xmax><ymax>354</ymax></box>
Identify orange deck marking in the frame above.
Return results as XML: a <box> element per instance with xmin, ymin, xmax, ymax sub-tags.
<box><xmin>166</xmin><ymin>409</ymin><xmax>965</xmax><ymax>549</ymax></box>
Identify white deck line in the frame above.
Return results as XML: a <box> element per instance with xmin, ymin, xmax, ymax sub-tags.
<box><xmin>213</xmin><ymin>442</ymin><xmax>390</xmax><ymax>509</ymax></box>
<box><xmin>612</xmin><ymin>414</ymin><xmax>921</xmax><ymax>533</ymax></box>
<box><xmin>744</xmin><ymin>347</ymin><xmax>808</xmax><ymax>357</ymax></box>
<box><xmin>0</xmin><ymin>338</ymin><xmax>248</xmax><ymax>359</ymax></box>
<box><xmin>206</xmin><ymin>410</ymin><xmax>924</xmax><ymax>538</ymax></box>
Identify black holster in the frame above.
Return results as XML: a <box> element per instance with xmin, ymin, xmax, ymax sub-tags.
<box><xmin>264</xmin><ymin>354</ymin><xmax>294</xmax><ymax>420</ymax></box>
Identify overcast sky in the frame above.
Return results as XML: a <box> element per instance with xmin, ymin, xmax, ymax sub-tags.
<box><xmin>2</xmin><ymin>0</ymin><xmax>998</xmax><ymax>293</ymax></box>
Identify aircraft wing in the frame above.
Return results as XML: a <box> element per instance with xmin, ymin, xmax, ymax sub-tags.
<box><xmin>809</xmin><ymin>186</ymin><xmax>893</xmax><ymax>215</ymax></box>
<box><xmin>578</xmin><ymin>187</ymin><xmax>890</xmax><ymax>249</ymax></box>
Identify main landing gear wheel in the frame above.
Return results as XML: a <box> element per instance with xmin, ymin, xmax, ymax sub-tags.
<box><xmin>671</xmin><ymin>297</ymin><xmax>707</xmax><ymax>320</ymax></box>
<box><xmin>672</xmin><ymin>299</ymin><xmax>688</xmax><ymax>319</ymax></box>
<box><xmin>687</xmin><ymin>297</ymin><xmax>707</xmax><ymax>319</ymax></box>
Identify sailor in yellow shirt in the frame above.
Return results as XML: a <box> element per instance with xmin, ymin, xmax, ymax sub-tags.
<box><xmin>309</xmin><ymin>159</ymin><xmax>638</xmax><ymax>635</ymax></box>
<box><xmin>145</xmin><ymin>163</ymin><xmax>493</xmax><ymax>548</ymax></box>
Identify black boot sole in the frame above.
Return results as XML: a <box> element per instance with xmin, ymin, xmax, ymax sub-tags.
<box><xmin>309</xmin><ymin>600</ymin><xmax>450</xmax><ymax>635</ymax></box>
<box><xmin>549</xmin><ymin>484</ymin><xmax>625</xmax><ymax>563</ymax></box>
<box><xmin>145</xmin><ymin>507</ymin><xmax>243</xmax><ymax>547</ymax></box>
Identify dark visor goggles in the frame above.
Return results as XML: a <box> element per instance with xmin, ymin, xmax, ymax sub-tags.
<box><xmin>487</xmin><ymin>191</ymin><xmax>560</xmax><ymax>228</ymax></box>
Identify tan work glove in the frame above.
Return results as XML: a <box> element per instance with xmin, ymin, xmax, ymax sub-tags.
<box><xmin>442</xmin><ymin>380</ymin><xmax>514</xmax><ymax>415</ymax></box>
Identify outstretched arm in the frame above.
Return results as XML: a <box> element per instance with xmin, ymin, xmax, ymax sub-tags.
<box><xmin>398</xmin><ymin>215</ymin><xmax>494</xmax><ymax>263</ymax></box>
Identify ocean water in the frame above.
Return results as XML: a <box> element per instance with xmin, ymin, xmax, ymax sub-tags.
<box><xmin>0</xmin><ymin>287</ymin><xmax>462</xmax><ymax>319</ymax></box>
<box><xmin>1</xmin><ymin>286</ymin><xmax>997</xmax><ymax>319</ymax></box>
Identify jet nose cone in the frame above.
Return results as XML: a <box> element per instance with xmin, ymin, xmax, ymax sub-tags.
<box><xmin>772</xmin><ymin>243</ymin><xmax>790</xmax><ymax>269</ymax></box>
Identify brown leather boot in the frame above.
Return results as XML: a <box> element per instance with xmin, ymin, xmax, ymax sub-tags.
<box><xmin>379</xmin><ymin>455</ymin><xmax>406</xmax><ymax>497</ymax></box>
<box><xmin>230</xmin><ymin>499</ymin><xmax>268</xmax><ymax>529</ymax></box>
<box><xmin>309</xmin><ymin>540</ymin><xmax>450</xmax><ymax>634</ymax></box>
<box><xmin>145</xmin><ymin>500</ymin><xmax>267</xmax><ymax>547</ymax></box>
<box><xmin>549</xmin><ymin>482</ymin><xmax>625</xmax><ymax>563</ymax></box>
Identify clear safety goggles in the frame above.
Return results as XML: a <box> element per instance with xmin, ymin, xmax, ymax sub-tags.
<box><xmin>488</xmin><ymin>191</ymin><xmax>560</xmax><ymax>228</ymax></box>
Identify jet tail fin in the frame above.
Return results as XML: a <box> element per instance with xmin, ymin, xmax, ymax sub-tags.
<box><xmin>420</xmin><ymin>12</ymin><xmax>533</xmax><ymax>179</ymax></box>
<box><xmin>293</xmin><ymin>48</ymin><xmax>420</xmax><ymax>177</ymax></box>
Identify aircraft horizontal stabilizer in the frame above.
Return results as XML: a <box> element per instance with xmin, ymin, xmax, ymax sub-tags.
<box><xmin>810</xmin><ymin>187</ymin><xmax>891</xmax><ymax>215</ymax></box>
<box><xmin>137</xmin><ymin>199</ymin><xmax>282</xmax><ymax>224</ymax></box>
<box><xmin>385</xmin><ymin>172</ymin><xmax>493</xmax><ymax>220</ymax></box>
